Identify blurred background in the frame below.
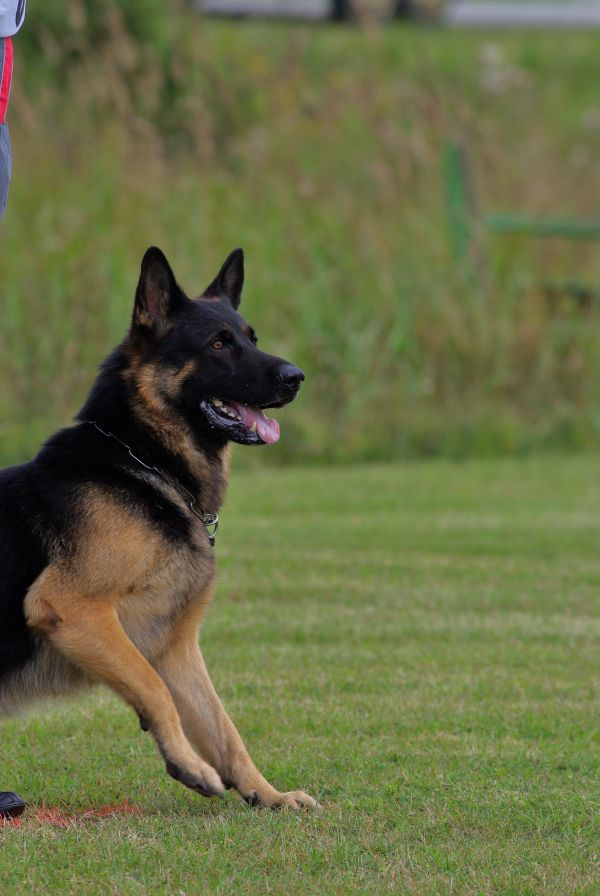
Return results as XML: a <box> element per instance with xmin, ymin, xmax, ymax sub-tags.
<box><xmin>2</xmin><ymin>0</ymin><xmax>600</xmax><ymax>466</ymax></box>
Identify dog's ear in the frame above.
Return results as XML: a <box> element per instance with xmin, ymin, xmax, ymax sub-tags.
<box><xmin>132</xmin><ymin>247</ymin><xmax>186</xmax><ymax>337</ymax></box>
<box><xmin>201</xmin><ymin>248</ymin><xmax>244</xmax><ymax>309</ymax></box>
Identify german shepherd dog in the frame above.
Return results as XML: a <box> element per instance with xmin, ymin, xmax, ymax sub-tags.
<box><xmin>0</xmin><ymin>247</ymin><xmax>318</xmax><ymax>810</ymax></box>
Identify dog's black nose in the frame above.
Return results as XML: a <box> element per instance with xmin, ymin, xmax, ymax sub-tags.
<box><xmin>277</xmin><ymin>364</ymin><xmax>305</xmax><ymax>391</ymax></box>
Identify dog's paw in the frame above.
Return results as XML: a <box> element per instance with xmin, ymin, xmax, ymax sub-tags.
<box><xmin>166</xmin><ymin>759</ymin><xmax>225</xmax><ymax>799</ymax></box>
<box><xmin>243</xmin><ymin>788</ymin><xmax>321</xmax><ymax>811</ymax></box>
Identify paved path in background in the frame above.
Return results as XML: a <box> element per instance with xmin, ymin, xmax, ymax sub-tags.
<box><xmin>198</xmin><ymin>0</ymin><xmax>329</xmax><ymax>18</ymax></box>
<box><xmin>196</xmin><ymin>0</ymin><xmax>600</xmax><ymax>24</ymax></box>
<box><xmin>446</xmin><ymin>1</ymin><xmax>600</xmax><ymax>27</ymax></box>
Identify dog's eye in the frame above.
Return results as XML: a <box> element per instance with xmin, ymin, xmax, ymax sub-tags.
<box><xmin>211</xmin><ymin>340</ymin><xmax>225</xmax><ymax>351</ymax></box>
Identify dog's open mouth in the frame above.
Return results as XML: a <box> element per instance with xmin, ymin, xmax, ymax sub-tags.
<box><xmin>200</xmin><ymin>399</ymin><xmax>280</xmax><ymax>446</ymax></box>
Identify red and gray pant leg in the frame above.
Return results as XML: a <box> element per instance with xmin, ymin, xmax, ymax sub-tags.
<box><xmin>0</xmin><ymin>36</ymin><xmax>14</xmax><ymax>218</ymax></box>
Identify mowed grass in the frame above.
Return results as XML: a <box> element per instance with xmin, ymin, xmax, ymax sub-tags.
<box><xmin>1</xmin><ymin>458</ymin><xmax>599</xmax><ymax>894</ymax></box>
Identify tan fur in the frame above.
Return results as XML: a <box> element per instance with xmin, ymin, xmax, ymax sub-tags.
<box><xmin>123</xmin><ymin>359</ymin><xmax>229</xmax><ymax>512</ymax></box>
<box><xmin>129</xmin><ymin>361</ymin><xmax>184</xmax><ymax>456</ymax></box>
<box><xmin>135</xmin><ymin>310</ymin><xmax>153</xmax><ymax>329</ymax></box>
<box><xmin>24</xmin><ymin>561</ymin><xmax>223</xmax><ymax>796</ymax></box>
<box><xmin>7</xmin><ymin>340</ymin><xmax>317</xmax><ymax>809</ymax></box>
<box><xmin>27</xmin><ymin>488</ymin><xmax>214</xmax><ymax>658</ymax></box>
<box><xmin>153</xmin><ymin>590</ymin><xmax>314</xmax><ymax>807</ymax></box>
<box><xmin>172</xmin><ymin>360</ymin><xmax>197</xmax><ymax>385</ymax></box>
<box><xmin>0</xmin><ymin>640</ymin><xmax>87</xmax><ymax>716</ymax></box>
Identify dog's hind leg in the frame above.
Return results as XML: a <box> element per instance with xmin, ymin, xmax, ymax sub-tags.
<box><xmin>24</xmin><ymin>573</ymin><xmax>224</xmax><ymax>799</ymax></box>
<box><xmin>154</xmin><ymin>599</ymin><xmax>318</xmax><ymax>810</ymax></box>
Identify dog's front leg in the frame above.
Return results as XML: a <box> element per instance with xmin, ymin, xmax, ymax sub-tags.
<box><xmin>24</xmin><ymin>571</ymin><xmax>224</xmax><ymax>799</ymax></box>
<box><xmin>155</xmin><ymin>617</ymin><xmax>318</xmax><ymax>810</ymax></box>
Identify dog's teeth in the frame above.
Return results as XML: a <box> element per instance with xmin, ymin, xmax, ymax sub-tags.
<box><xmin>249</xmin><ymin>422</ymin><xmax>257</xmax><ymax>432</ymax></box>
<box><xmin>209</xmin><ymin>399</ymin><xmax>243</xmax><ymax>423</ymax></box>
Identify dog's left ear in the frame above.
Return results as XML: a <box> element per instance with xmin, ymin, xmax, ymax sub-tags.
<box><xmin>201</xmin><ymin>248</ymin><xmax>244</xmax><ymax>309</ymax></box>
<box><xmin>132</xmin><ymin>247</ymin><xmax>186</xmax><ymax>338</ymax></box>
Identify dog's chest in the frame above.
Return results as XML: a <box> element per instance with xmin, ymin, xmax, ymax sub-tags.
<box><xmin>117</xmin><ymin>532</ymin><xmax>215</xmax><ymax>659</ymax></box>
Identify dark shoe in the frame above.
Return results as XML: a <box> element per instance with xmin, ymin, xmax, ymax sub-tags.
<box><xmin>0</xmin><ymin>792</ymin><xmax>27</xmax><ymax>818</ymax></box>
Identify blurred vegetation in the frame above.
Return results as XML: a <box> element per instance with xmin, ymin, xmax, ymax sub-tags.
<box><xmin>2</xmin><ymin>5</ymin><xmax>600</xmax><ymax>464</ymax></box>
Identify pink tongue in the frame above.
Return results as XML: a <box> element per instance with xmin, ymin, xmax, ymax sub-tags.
<box><xmin>229</xmin><ymin>402</ymin><xmax>280</xmax><ymax>445</ymax></box>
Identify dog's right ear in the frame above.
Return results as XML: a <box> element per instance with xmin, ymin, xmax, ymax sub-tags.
<box><xmin>132</xmin><ymin>247</ymin><xmax>186</xmax><ymax>338</ymax></box>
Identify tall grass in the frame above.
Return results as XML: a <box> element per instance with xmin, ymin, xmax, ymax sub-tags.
<box><xmin>2</xmin><ymin>10</ymin><xmax>600</xmax><ymax>464</ymax></box>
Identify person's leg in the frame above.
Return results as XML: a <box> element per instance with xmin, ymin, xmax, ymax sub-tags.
<box><xmin>0</xmin><ymin>38</ymin><xmax>23</xmax><ymax>816</ymax></box>
<box><xmin>0</xmin><ymin>115</ymin><xmax>20</xmax><ymax>815</ymax></box>
<box><xmin>0</xmin><ymin>121</ymin><xmax>12</xmax><ymax>218</ymax></box>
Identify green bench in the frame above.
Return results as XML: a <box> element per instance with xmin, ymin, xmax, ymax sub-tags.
<box><xmin>444</xmin><ymin>141</ymin><xmax>600</xmax><ymax>300</ymax></box>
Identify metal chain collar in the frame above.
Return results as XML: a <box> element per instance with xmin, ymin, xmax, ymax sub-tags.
<box><xmin>85</xmin><ymin>420</ymin><xmax>219</xmax><ymax>546</ymax></box>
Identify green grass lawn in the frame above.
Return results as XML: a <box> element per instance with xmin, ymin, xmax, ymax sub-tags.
<box><xmin>1</xmin><ymin>458</ymin><xmax>598</xmax><ymax>894</ymax></box>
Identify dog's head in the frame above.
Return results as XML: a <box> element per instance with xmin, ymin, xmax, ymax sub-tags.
<box><xmin>126</xmin><ymin>246</ymin><xmax>304</xmax><ymax>447</ymax></box>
